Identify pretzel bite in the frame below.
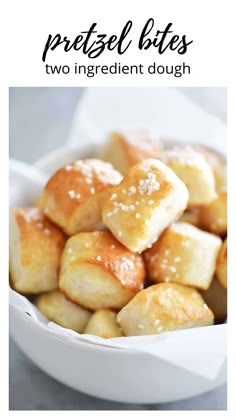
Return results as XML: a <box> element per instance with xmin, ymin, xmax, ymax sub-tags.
<box><xmin>9</xmin><ymin>208</ymin><xmax>67</xmax><ymax>294</ymax></box>
<box><xmin>98</xmin><ymin>130</ymin><xmax>162</xmax><ymax>174</ymax></box>
<box><xmin>178</xmin><ymin>207</ymin><xmax>201</xmax><ymax>227</ymax></box>
<box><xmin>102</xmin><ymin>159</ymin><xmax>188</xmax><ymax>253</ymax></box>
<box><xmin>38</xmin><ymin>159</ymin><xmax>122</xmax><ymax>235</ymax></box>
<box><xmin>33</xmin><ymin>194</ymin><xmax>44</xmax><ymax>208</ymax></box>
<box><xmin>84</xmin><ymin>309</ymin><xmax>124</xmax><ymax>338</ymax></box>
<box><xmin>193</xmin><ymin>146</ymin><xmax>226</xmax><ymax>193</ymax></box>
<box><xmin>199</xmin><ymin>191</ymin><xmax>227</xmax><ymax>236</ymax></box>
<box><xmin>216</xmin><ymin>239</ymin><xmax>227</xmax><ymax>288</ymax></box>
<box><xmin>59</xmin><ymin>231</ymin><xmax>145</xmax><ymax>311</ymax></box>
<box><xmin>117</xmin><ymin>283</ymin><xmax>214</xmax><ymax>336</ymax></box>
<box><xmin>201</xmin><ymin>278</ymin><xmax>227</xmax><ymax>322</ymax></box>
<box><xmin>144</xmin><ymin>222</ymin><xmax>222</xmax><ymax>290</ymax></box>
<box><xmin>161</xmin><ymin>146</ymin><xmax>216</xmax><ymax>207</ymax></box>
<box><xmin>35</xmin><ymin>290</ymin><xmax>91</xmax><ymax>333</ymax></box>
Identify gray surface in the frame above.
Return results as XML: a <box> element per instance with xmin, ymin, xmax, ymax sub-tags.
<box><xmin>9</xmin><ymin>87</ymin><xmax>227</xmax><ymax>410</ymax></box>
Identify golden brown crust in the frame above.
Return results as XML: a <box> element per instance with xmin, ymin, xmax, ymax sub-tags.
<box><xmin>117</xmin><ymin>131</ymin><xmax>162</xmax><ymax>168</ymax></box>
<box><xmin>38</xmin><ymin>159</ymin><xmax>122</xmax><ymax>235</ymax></box>
<box><xmin>201</xmin><ymin>277</ymin><xmax>227</xmax><ymax>322</ymax></box>
<box><xmin>193</xmin><ymin>146</ymin><xmax>226</xmax><ymax>193</ymax></box>
<box><xmin>98</xmin><ymin>131</ymin><xmax>162</xmax><ymax>174</ymax></box>
<box><xmin>9</xmin><ymin>208</ymin><xmax>67</xmax><ymax>294</ymax></box>
<box><xmin>144</xmin><ymin>222</ymin><xmax>222</xmax><ymax>290</ymax></box>
<box><xmin>117</xmin><ymin>283</ymin><xmax>214</xmax><ymax>336</ymax></box>
<box><xmin>59</xmin><ymin>231</ymin><xmax>145</xmax><ymax>311</ymax></box>
<box><xmin>84</xmin><ymin>308</ymin><xmax>124</xmax><ymax>338</ymax></box>
<box><xmin>199</xmin><ymin>191</ymin><xmax>227</xmax><ymax>236</ymax></box>
<box><xmin>35</xmin><ymin>290</ymin><xmax>92</xmax><ymax>333</ymax></box>
<box><xmin>102</xmin><ymin>159</ymin><xmax>188</xmax><ymax>253</ymax></box>
<box><xmin>161</xmin><ymin>146</ymin><xmax>216</xmax><ymax>207</ymax></box>
<box><xmin>215</xmin><ymin>239</ymin><xmax>227</xmax><ymax>288</ymax></box>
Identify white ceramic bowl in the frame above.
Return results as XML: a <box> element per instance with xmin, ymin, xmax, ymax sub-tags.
<box><xmin>9</xmin><ymin>145</ymin><xmax>227</xmax><ymax>404</ymax></box>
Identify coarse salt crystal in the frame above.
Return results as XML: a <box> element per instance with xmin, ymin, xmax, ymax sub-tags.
<box><xmin>111</xmin><ymin>244</ymin><xmax>116</xmax><ymax>250</ymax></box>
<box><xmin>178</xmin><ymin>296</ymin><xmax>184</xmax><ymax>303</ymax></box>
<box><xmin>157</xmin><ymin>326</ymin><xmax>163</xmax><ymax>333</ymax></box>
<box><xmin>166</xmin><ymin>288</ymin><xmax>172</xmax><ymax>297</ymax></box>
<box><xmin>44</xmin><ymin>228</ymin><xmax>51</xmax><ymax>235</ymax></box>
<box><xmin>128</xmin><ymin>186</ymin><xmax>136</xmax><ymax>195</ymax></box>
<box><xmin>135</xmin><ymin>213</ymin><xmax>141</xmax><ymax>219</ymax></box>
<box><xmin>76</xmin><ymin>193</ymin><xmax>81</xmax><ymax>199</ymax></box>
<box><xmin>90</xmin><ymin>187</ymin><xmax>95</xmax><ymax>194</ymax></box>
<box><xmin>96</xmin><ymin>256</ymin><xmax>102</xmax><ymax>261</ymax></box>
<box><xmin>138</xmin><ymin>173</ymin><xmax>160</xmax><ymax>196</ymax></box>
<box><xmin>110</xmin><ymin>193</ymin><xmax>117</xmax><ymax>200</ymax></box>
<box><xmin>174</xmin><ymin>257</ymin><xmax>181</xmax><ymax>262</ymax></box>
<box><xmin>154</xmin><ymin>319</ymin><xmax>160</xmax><ymax>326</ymax></box>
<box><xmin>65</xmin><ymin>164</ymin><xmax>72</xmax><ymax>171</ymax></box>
<box><xmin>68</xmin><ymin>190</ymin><xmax>76</xmax><ymax>198</ymax></box>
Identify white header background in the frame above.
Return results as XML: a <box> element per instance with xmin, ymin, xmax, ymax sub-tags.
<box><xmin>1</xmin><ymin>0</ymin><xmax>235</xmax><ymax>417</ymax></box>
<box><xmin>0</xmin><ymin>0</ymin><xmax>231</xmax><ymax>86</ymax></box>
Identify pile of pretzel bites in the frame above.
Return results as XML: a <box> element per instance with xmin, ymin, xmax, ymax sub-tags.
<box><xmin>9</xmin><ymin>131</ymin><xmax>227</xmax><ymax>339</ymax></box>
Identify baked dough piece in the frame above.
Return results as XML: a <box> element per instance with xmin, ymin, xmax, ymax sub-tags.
<box><xmin>144</xmin><ymin>222</ymin><xmax>222</xmax><ymax>290</ymax></box>
<box><xmin>9</xmin><ymin>208</ymin><xmax>67</xmax><ymax>294</ymax></box>
<box><xmin>102</xmin><ymin>159</ymin><xmax>189</xmax><ymax>253</ymax></box>
<box><xmin>33</xmin><ymin>194</ymin><xmax>44</xmax><ymax>208</ymax></box>
<box><xmin>199</xmin><ymin>191</ymin><xmax>227</xmax><ymax>236</ymax></box>
<box><xmin>178</xmin><ymin>208</ymin><xmax>201</xmax><ymax>227</ymax></box>
<box><xmin>117</xmin><ymin>283</ymin><xmax>214</xmax><ymax>336</ymax></box>
<box><xmin>38</xmin><ymin>159</ymin><xmax>122</xmax><ymax>235</ymax></box>
<box><xmin>35</xmin><ymin>290</ymin><xmax>91</xmax><ymax>333</ymax></box>
<box><xmin>201</xmin><ymin>278</ymin><xmax>227</xmax><ymax>322</ymax></box>
<box><xmin>98</xmin><ymin>130</ymin><xmax>162</xmax><ymax>175</ymax></box>
<box><xmin>59</xmin><ymin>231</ymin><xmax>145</xmax><ymax>311</ymax></box>
<box><xmin>193</xmin><ymin>146</ymin><xmax>226</xmax><ymax>193</ymax></box>
<box><xmin>161</xmin><ymin>146</ymin><xmax>216</xmax><ymax>207</ymax></box>
<box><xmin>84</xmin><ymin>309</ymin><xmax>123</xmax><ymax>338</ymax></box>
<box><xmin>216</xmin><ymin>239</ymin><xmax>227</xmax><ymax>288</ymax></box>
